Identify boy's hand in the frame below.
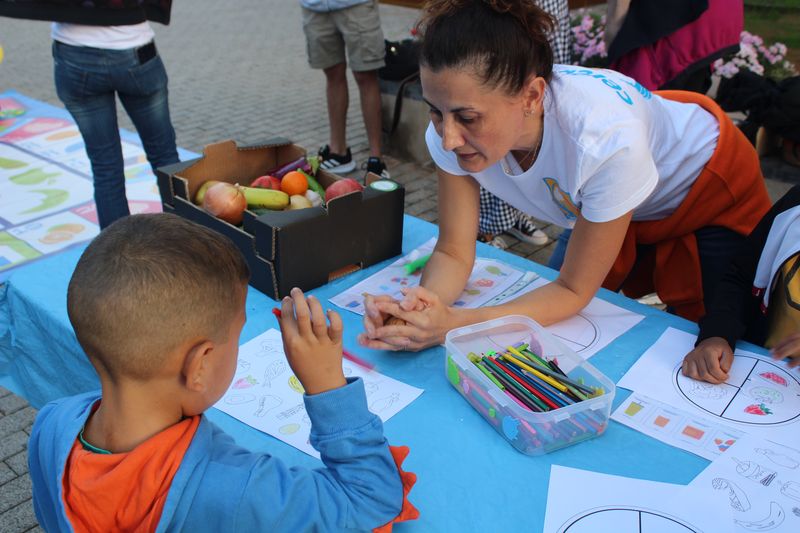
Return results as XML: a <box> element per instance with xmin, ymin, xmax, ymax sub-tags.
<box><xmin>682</xmin><ymin>337</ymin><xmax>734</xmax><ymax>384</ymax></box>
<box><xmin>772</xmin><ymin>332</ymin><xmax>800</xmax><ymax>368</ymax></box>
<box><xmin>278</xmin><ymin>288</ymin><xmax>346</xmax><ymax>395</ymax></box>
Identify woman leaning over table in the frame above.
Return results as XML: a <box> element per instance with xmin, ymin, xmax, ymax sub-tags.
<box><xmin>357</xmin><ymin>0</ymin><xmax>772</xmax><ymax>352</ymax></box>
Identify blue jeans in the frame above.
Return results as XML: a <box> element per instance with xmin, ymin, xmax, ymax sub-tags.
<box><xmin>53</xmin><ymin>40</ymin><xmax>178</xmax><ymax>228</ymax></box>
<box><xmin>547</xmin><ymin>225</ymin><xmax>744</xmax><ymax>307</ymax></box>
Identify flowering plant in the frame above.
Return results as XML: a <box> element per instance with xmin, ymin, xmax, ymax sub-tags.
<box><xmin>713</xmin><ymin>31</ymin><xmax>796</xmax><ymax>80</ymax></box>
<box><xmin>570</xmin><ymin>10</ymin><xmax>608</xmax><ymax>67</ymax></box>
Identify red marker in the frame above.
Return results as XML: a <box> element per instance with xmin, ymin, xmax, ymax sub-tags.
<box><xmin>343</xmin><ymin>348</ymin><xmax>375</xmax><ymax>371</ymax></box>
<box><xmin>272</xmin><ymin>308</ymin><xmax>282</xmax><ymax>319</ymax></box>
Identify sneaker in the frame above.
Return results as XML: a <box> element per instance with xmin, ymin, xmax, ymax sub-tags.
<box><xmin>478</xmin><ymin>233</ymin><xmax>508</xmax><ymax>250</ymax></box>
<box><xmin>505</xmin><ymin>216</ymin><xmax>549</xmax><ymax>245</ymax></box>
<box><xmin>318</xmin><ymin>145</ymin><xmax>356</xmax><ymax>174</ymax></box>
<box><xmin>364</xmin><ymin>156</ymin><xmax>391</xmax><ymax>180</ymax></box>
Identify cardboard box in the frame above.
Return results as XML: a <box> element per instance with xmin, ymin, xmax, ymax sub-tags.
<box><xmin>157</xmin><ymin>139</ymin><xmax>405</xmax><ymax>299</ymax></box>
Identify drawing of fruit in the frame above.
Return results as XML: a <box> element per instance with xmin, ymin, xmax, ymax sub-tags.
<box><xmin>714</xmin><ymin>438</ymin><xmax>736</xmax><ymax>452</ymax></box>
<box><xmin>744</xmin><ymin>403</ymin><xmax>773</xmax><ymax>416</ymax></box>
<box><xmin>288</xmin><ymin>375</ymin><xmax>305</xmax><ymax>394</ymax></box>
<box><xmin>734</xmin><ymin>501</ymin><xmax>785</xmax><ymax>531</ymax></box>
<box><xmin>0</xmin><ymin>157</ymin><xmax>26</xmax><ymax>169</ymax></box>
<box><xmin>279</xmin><ymin>423</ymin><xmax>301</xmax><ymax>435</ymax></box>
<box><xmin>9</xmin><ymin>168</ymin><xmax>59</xmax><ymax>185</ymax></box>
<box><xmin>233</xmin><ymin>375</ymin><xmax>258</xmax><ymax>389</ymax></box>
<box><xmin>19</xmin><ymin>189</ymin><xmax>69</xmax><ymax>214</ymax></box>
<box><xmin>712</xmin><ymin>477</ymin><xmax>751</xmax><ymax>511</ymax></box>
<box><xmin>262</xmin><ymin>360</ymin><xmax>287</xmax><ymax>387</ymax></box>
<box><xmin>733</xmin><ymin>458</ymin><xmax>777</xmax><ymax>486</ymax></box>
<box><xmin>475</xmin><ymin>278</ymin><xmax>494</xmax><ymax>287</ymax></box>
<box><xmin>759</xmin><ymin>372</ymin><xmax>788</xmax><ymax>387</ymax></box>
<box><xmin>485</xmin><ymin>265</ymin><xmax>507</xmax><ymax>276</ymax></box>
<box><xmin>224</xmin><ymin>394</ymin><xmax>255</xmax><ymax>405</ymax></box>
<box><xmin>464</xmin><ymin>289</ymin><xmax>481</xmax><ymax>296</ymax></box>
<box><xmin>749</xmin><ymin>386</ymin><xmax>783</xmax><ymax>404</ymax></box>
<box><xmin>39</xmin><ymin>223</ymin><xmax>85</xmax><ymax>244</ymax></box>
<box><xmin>253</xmin><ymin>395</ymin><xmax>282</xmax><ymax>417</ymax></box>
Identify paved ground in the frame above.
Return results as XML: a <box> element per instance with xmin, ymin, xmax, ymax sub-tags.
<box><xmin>1</xmin><ymin>1</ymin><xmax>799</xmax><ymax>530</ymax></box>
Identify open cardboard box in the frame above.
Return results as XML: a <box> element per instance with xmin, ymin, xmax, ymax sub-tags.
<box><xmin>157</xmin><ymin>138</ymin><xmax>405</xmax><ymax>299</ymax></box>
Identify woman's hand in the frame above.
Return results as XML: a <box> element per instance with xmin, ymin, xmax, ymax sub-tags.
<box><xmin>682</xmin><ymin>337</ymin><xmax>734</xmax><ymax>384</ymax></box>
<box><xmin>772</xmin><ymin>332</ymin><xmax>800</xmax><ymax>368</ymax></box>
<box><xmin>358</xmin><ymin>287</ymin><xmax>455</xmax><ymax>352</ymax></box>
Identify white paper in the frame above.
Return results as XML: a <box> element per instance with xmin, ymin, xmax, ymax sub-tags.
<box><xmin>544</xmin><ymin>465</ymin><xmax>731</xmax><ymax>533</ymax></box>
<box><xmin>690</xmin><ymin>435</ymin><xmax>800</xmax><ymax>532</ymax></box>
<box><xmin>613</xmin><ymin>392</ymin><xmax>746</xmax><ymax>461</ymax></box>
<box><xmin>617</xmin><ymin>328</ymin><xmax>800</xmax><ymax>449</ymax></box>
<box><xmin>329</xmin><ymin>237</ymin><xmax>535</xmax><ymax>315</ymax></box>
<box><xmin>214</xmin><ymin>329</ymin><xmax>423</xmax><ymax>459</ymax></box>
<box><xmin>507</xmin><ymin>277</ymin><xmax>645</xmax><ymax>359</ymax></box>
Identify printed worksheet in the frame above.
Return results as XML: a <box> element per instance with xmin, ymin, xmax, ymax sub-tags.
<box><xmin>214</xmin><ymin>329</ymin><xmax>423</xmax><ymax>459</ymax></box>
<box><xmin>544</xmin><ymin>465</ymin><xmax>731</xmax><ymax>533</ymax></box>
<box><xmin>330</xmin><ymin>237</ymin><xmax>534</xmax><ymax>315</ymax></box>
<box><xmin>613</xmin><ymin>392</ymin><xmax>746</xmax><ymax>461</ymax></box>
<box><xmin>617</xmin><ymin>328</ymin><xmax>800</xmax><ymax>449</ymax></box>
<box><xmin>690</xmin><ymin>435</ymin><xmax>800</xmax><ymax>532</ymax></box>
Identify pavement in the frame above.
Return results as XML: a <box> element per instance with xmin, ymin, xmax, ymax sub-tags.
<box><xmin>1</xmin><ymin>1</ymin><xmax>798</xmax><ymax>530</ymax></box>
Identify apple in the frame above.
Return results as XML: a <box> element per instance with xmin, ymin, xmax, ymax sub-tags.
<box><xmin>287</xmin><ymin>194</ymin><xmax>313</xmax><ymax>210</ymax></box>
<box><xmin>194</xmin><ymin>180</ymin><xmax>222</xmax><ymax>205</ymax></box>
<box><xmin>251</xmin><ymin>174</ymin><xmax>281</xmax><ymax>190</ymax></box>
<box><xmin>324</xmin><ymin>178</ymin><xmax>364</xmax><ymax>203</ymax></box>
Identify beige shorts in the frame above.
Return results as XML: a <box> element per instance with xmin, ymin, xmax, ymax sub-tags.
<box><xmin>302</xmin><ymin>1</ymin><xmax>386</xmax><ymax>72</ymax></box>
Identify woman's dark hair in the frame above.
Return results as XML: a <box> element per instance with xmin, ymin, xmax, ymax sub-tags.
<box><xmin>417</xmin><ymin>0</ymin><xmax>555</xmax><ymax>93</ymax></box>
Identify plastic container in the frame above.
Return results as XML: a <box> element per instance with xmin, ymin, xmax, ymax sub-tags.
<box><xmin>445</xmin><ymin>315</ymin><xmax>615</xmax><ymax>455</ymax></box>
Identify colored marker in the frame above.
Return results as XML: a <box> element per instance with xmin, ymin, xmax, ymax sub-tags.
<box><xmin>272</xmin><ymin>308</ymin><xmax>282</xmax><ymax>318</ymax></box>
<box><xmin>404</xmin><ymin>253</ymin><xmax>431</xmax><ymax>274</ymax></box>
<box><xmin>501</xmin><ymin>352</ymin><xmax>570</xmax><ymax>393</ymax></box>
<box><xmin>342</xmin><ymin>348</ymin><xmax>375</xmax><ymax>371</ymax></box>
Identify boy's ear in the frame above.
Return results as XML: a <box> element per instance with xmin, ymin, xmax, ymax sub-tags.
<box><xmin>182</xmin><ymin>340</ymin><xmax>215</xmax><ymax>393</ymax></box>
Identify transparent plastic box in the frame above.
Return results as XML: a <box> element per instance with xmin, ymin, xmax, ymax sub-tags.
<box><xmin>445</xmin><ymin>315</ymin><xmax>615</xmax><ymax>455</ymax></box>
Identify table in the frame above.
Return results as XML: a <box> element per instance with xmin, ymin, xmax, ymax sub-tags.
<box><xmin>0</xmin><ymin>215</ymin><xmax>724</xmax><ymax>531</ymax></box>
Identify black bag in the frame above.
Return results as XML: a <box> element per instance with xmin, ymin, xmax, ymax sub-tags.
<box><xmin>379</xmin><ymin>39</ymin><xmax>420</xmax><ymax>81</ymax></box>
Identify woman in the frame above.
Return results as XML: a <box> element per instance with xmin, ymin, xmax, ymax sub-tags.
<box><xmin>358</xmin><ymin>0</ymin><xmax>770</xmax><ymax>352</ymax></box>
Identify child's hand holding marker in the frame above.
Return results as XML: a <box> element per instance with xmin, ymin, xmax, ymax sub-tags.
<box><xmin>771</xmin><ymin>332</ymin><xmax>800</xmax><ymax>367</ymax></box>
<box><xmin>276</xmin><ymin>288</ymin><xmax>346</xmax><ymax>395</ymax></box>
<box><xmin>681</xmin><ymin>336</ymin><xmax>734</xmax><ymax>384</ymax></box>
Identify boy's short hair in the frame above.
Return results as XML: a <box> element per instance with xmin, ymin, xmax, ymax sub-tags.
<box><xmin>67</xmin><ymin>213</ymin><xmax>250</xmax><ymax>380</ymax></box>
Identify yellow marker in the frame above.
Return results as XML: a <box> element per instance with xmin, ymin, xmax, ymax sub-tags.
<box><xmin>502</xmin><ymin>351</ymin><xmax>569</xmax><ymax>393</ymax></box>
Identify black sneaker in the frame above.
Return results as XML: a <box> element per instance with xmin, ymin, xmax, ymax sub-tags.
<box><xmin>505</xmin><ymin>215</ymin><xmax>549</xmax><ymax>245</ymax></box>
<box><xmin>319</xmin><ymin>145</ymin><xmax>356</xmax><ymax>174</ymax></box>
<box><xmin>364</xmin><ymin>156</ymin><xmax>391</xmax><ymax>180</ymax></box>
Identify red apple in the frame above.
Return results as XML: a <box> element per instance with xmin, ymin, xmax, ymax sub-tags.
<box><xmin>251</xmin><ymin>175</ymin><xmax>281</xmax><ymax>190</ymax></box>
<box><xmin>324</xmin><ymin>178</ymin><xmax>364</xmax><ymax>203</ymax></box>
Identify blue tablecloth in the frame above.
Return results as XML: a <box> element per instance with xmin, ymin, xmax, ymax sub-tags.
<box><xmin>1</xmin><ymin>214</ymin><xmax>733</xmax><ymax>531</ymax></box>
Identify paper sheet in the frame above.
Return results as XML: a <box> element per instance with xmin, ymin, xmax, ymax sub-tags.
<box><xmin>544</xmin><ymin>465</ymin><xmax>731</xmax><ymax>533</ymax></box>
<box><xmin>214</xmin><ymin>329</ymin><xmax>423</xmax><ymax>459</ymax></box>
<box><xmin>617</xmin><ymin>328</ymin><xmax>800</xmax><ymax>449</ymax></box>
<box><xmin>329</xmin><ymin>237</ymin><xmax>535</xmax><ymax>315</ymax></box>
<box><xmin>613</xmin><ymin>392</ymin><xmax>746</xmax><ymax>461</ymax></box>
<box><xmin>506</xmin><ymin>277</ymin><xmax>645</xmax><ymax>359</ymax></box>
<box><xmin>689</xmin><ymin>435</ymin><xmax>800</xmax><ymax>532</ymax></box>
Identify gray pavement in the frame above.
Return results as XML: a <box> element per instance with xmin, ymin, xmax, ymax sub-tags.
<box><xmin>1</xmin><ymin>1</ymin><xmax>799</xmax><ymax>530</ymax></box>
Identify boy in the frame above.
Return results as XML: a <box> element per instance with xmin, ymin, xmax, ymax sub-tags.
<box><xmin>28</xmin><ymin>213</ymin><xmax>416</xmax><ymax>532</ymax></box>
<box><xmin>683</xmin><ymin>185</ymin><xmax>800</xmax><ymax>383</ymax></box>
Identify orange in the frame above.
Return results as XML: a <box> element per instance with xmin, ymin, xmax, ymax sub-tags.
<box><xmin>280</xmin><ymin>171</ymin><xmax>309</xmax><ymax>196</ymax></box>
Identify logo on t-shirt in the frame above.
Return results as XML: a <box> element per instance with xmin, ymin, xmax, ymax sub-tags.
<box><xmin>543</xmin><ymin>178</ymin><xmax>579</xmax><ymax>221</ymax></box>
<box><xmin>557</xmin><ymin>68</ymin><xmax>651</xmax><ymax>105</ymax></box>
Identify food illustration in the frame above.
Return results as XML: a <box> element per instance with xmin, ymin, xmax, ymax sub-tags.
<box><xmin>0</xmin><ymin>156</ymin><xmax>26</xmax><ymax>169</ymax></box>
<box><xmin>733</xmin><ymin>501</ymin><xmax>785</xmax><ymax>531</ymax></box>
<box><xmin>288</xmin><ymin>375</ymin><xmax>305</xmax><ymax>394</ymax></box>
<box><xmin>9</xmin><ymin>167</ymin><xmax>58</xmax><ymax>185</ymax></box>
<box><xmin>279</xmin><ymin>423</ymin><xmax>301</xmax><ymax>435</ymax></box>
<box><xmin>781</xmin><ymin>481</ymin><xmax>800</xmax><ymax>502</ymax></box>
<box><xmin>688</xmin><ymin>381</ymin><xmax>728</xmax><ymax>399</ymax></box>
<box><xmin>485</xmin><ymin>265</ymin><xmax>507</xmax><ymax>276</ymax></box>
<box><xmin>38</xmin><ymin>222</ymin><xmax>85</xmax><ymax>244</ymax></box>
<box><xmin>474</xmin><ymin>278</ymin><xmax>494</xmax><ymax>288</ymax></box>
<box><xmin>19</xmin><ymin>189</ymin><xmax>69</xmax><ymax>214</ymax></box>
<box><xmin>748</xmin><ymin>387</ymin><xmax>783</xmax><ymax>405</ymax></box>
<box><xmin>262</xmin><ymin>360</ymin><xmax>287</xmax><ymax>388</ymax></box>
<box><xmin>714</xmin><ymin>438</ymin><xmax>737</xmax><ymax>453</ymax></box>
<box><xmin>253</xmin><ymin>395</ymin><xmax>282</xmax><ymax>418</ymax></box>
<box><xmin>233</xmin><ymin>375</ymin><xmax>258</xmax><ymax>389</ymax></box>
<box><xmin>755</xmin><ymin>448</ymin><xmax>799</xmax><ymax>469</ymax></box>
<box><xmin>744</xmin><ymin>403</ymin><xmax>773</xmax><ymax>416</ymax></box>
<box><xmin>733</xmin><ymin>458</ymin><xmax>777</xmax><ymax>486</ymax></box>
<box><xmin>224</xmin><ymin>394</ymin><xmax>255</xmax><ymax>405</ymax></box>
<box><xmin>712</xmin><ymin>477</ymin><xmax>751</xmax><ymax>511</ymax></box>
<box><xmin>759</xmin><ymin>372</ymin><xmax>788</xmax><ymax>387</ymax></box>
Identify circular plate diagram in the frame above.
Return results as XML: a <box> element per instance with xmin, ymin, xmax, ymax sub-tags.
<box><xmin>674</xmin><ymin>356</ymin><xmax>800</xmax><ymax>425</ymax></box>
<box><xmin>559</xmin><ymin>506</ymin><xmax>700</xmax><ymax>532</ymax></box>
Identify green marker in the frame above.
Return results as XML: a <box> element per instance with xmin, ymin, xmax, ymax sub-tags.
<box><xmin>468</xmin><ymin>353</ymin><xmax>505</xmax><ymax>390</ymax></box>
<box><xmin>404</xmin><ymin>253</ymin><xmax>431</xmax><ymax>275</ymax></box>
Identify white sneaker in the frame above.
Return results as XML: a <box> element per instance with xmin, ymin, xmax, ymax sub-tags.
<box><xmin>478</xmin><ymin>234</ymin><xmax>509</xmax><ymax>250</ymax></box>
<box><xmin>505</xmin><ymin>216</ymin><xmax>548</xmax><ymax>245</ymax></box>
<box><xmin>318</xmin><ymin>145</ymin><xmax>356</xmax><ymax>174</ymax></box>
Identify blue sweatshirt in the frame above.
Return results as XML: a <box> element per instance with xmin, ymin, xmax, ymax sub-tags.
<box><xmin>28</xmin><ymin>378</ymin><xmax>404</xmax><ymax>532</ymax></box>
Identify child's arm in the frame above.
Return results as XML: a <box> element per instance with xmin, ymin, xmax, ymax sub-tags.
<box><xmin>772</xmin><ymin>333</ymin><xmax>800</xmax><ymax>367</ymax></box>
<box><xmin>234</xmin><ymin>288</ymin><xmax>404</xmax><ymax>531</ymax></box>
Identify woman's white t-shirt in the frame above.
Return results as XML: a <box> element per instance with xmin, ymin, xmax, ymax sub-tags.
<box><xmin>425</xmin><ymin>66</ymin><xmax>720</xmax><ymax>227</ymax></box>
<box><xmin>51</xmin><ymin>22</ymin><xmax>154</xmax><ymax>50</ymax></box>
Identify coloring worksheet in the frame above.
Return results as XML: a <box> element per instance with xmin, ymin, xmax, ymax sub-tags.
<box><xmin>613</xmin><ymin>392</ymin><xmax>746</xmax><ymax>461</ymax></box>
<box><xmin>329</xmin><ymin>237</ymin><xmax>536</xmax><ymax>315</ymax></box>
<box><xmin>503</xmin><ymin>277</ymin><xmax>645</xmax><ymax>359</ymax></box>
<box><xmin>214</xmin><ymin>329</ymin><xmax>423</xmax><ymax>459</ymax></box>
<box><xmin>690</xmin><ymin>435</ymin><xmax>800</xmax><ymax>532</ymax></box>
<box><xmin>617</xmin><ymin>328</ymin><xmax>800</xmax><ymax>449</ymax></box>
<box><xmin>544</xmin><ymin>465</ymin><xmax>731</xmax><ymax>532</ymax></box>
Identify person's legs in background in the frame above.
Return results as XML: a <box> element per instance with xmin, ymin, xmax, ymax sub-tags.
<box><xmin>53</xmin><ymin>42</ymin><xmax>128</xmax><ymax>229</ymax></box>
<box><xmin>478</xmin><ymin>187</ymin><xmax>548</xmax><ymax>249</ymax></box>
<box><xmin>117</xmin><ymin>53</ymin><xmax>179</xmax><ymax>176</ymax></box>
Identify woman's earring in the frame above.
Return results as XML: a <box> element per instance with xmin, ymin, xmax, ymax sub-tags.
<box><xmin>524</xmin><ymin>109</ymin><xmax>533</xmax><ymax>117</ymax></box>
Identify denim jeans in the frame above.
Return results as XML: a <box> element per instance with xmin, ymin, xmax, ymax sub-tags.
<box><xmin>546</xmin><ymin>225</ymin><xmax>745</xmax><ymax>307</ymax></box>
<box><xmin>53</xmin><ymin>40</ymin><xmax>179</xmax><ymax>228</ymax></box>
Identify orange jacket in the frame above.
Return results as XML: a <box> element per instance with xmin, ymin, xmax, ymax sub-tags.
<box><xmin>603</xmin><ymin>90</ymin><xmax>771</xmax><ymax>321</ymax></box>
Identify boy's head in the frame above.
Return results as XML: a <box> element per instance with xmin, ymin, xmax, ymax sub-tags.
<box><xmin>67</xmin><ymin>213</ymin><xmax>250</xmax><ymax>408</ymax></box>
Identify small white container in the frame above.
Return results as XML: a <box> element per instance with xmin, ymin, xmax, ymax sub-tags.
<box><xmin>445</xmin><ymin>315</ymin><xmax>615</xmax><ymax>455</ymax></box>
